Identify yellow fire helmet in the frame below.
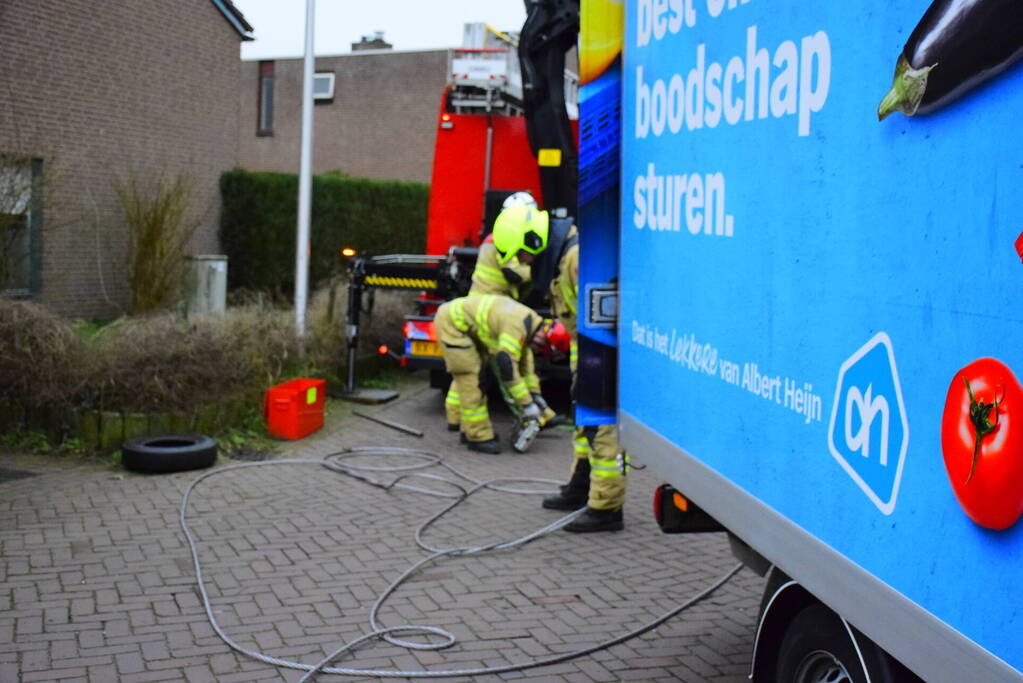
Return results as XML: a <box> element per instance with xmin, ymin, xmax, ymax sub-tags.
<box><xmin>492</xmin><ymin>204</ymin><xmax>549</xmax><ymax>264</ymax></box>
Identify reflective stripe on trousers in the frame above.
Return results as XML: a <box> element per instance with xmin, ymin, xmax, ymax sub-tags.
<box><xmin>585</xmin><ymin>425</ymin><xmax>626</xmax><ymax>511</ymax></box>
<box><xmin>445</xmin><ymin>387</ymin><xmax>461</xmax><ymax>425</ymax></box>
<box><xmin>449</xmin><ymin>372</ymin><xmax>494</xmax><ymax>442</ymax></box>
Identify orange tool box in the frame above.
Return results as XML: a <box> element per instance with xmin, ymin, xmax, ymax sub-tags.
<box><xmin>264</xmin><ymin>378</ymin><xmax>326</xmax><ymax>440</ymax></box>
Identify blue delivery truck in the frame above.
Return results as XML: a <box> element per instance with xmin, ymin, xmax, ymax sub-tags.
<box><xmin>575</xmin><ymin>0</ymin><xmax>1023</xmax><ymax>680</ymax></box>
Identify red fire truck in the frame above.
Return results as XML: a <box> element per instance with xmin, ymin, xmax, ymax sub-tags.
<box><xmin>342</xmin><ymin>4</ymin><xmax>579</xmax><ymax>394</ymax></box>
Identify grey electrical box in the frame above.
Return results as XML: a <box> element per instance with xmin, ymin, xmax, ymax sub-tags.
<box><xmin>184</xmin><ymin>255</ymin><xmax>227</xmax><ymax>317</ymax></box>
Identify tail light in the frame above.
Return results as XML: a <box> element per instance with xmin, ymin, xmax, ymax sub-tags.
<box><xmin>653</xmin><ymin>483</ymin><xmax>665</xmax><ymax>525</ymax></box>
<box><xmin>654</xmin><ymin>484</ymin><xmax>724</xmax><ymax>534</ymax></box>
<box><xmin>403</xmin><ymin>320</ymin><xmax>437</xmax><ymax>342</ymax></box>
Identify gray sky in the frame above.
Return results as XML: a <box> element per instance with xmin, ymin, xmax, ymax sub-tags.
<box><xmin>232</xmin><ymin>0</ymin><xmax>528</xmax><ymax>59</ymax></box>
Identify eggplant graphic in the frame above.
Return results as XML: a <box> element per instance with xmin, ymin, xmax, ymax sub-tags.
<box><xmin>878</xmin><ymin>0</ymin><xmax>1023</xmax><ymax>120</ymax></box>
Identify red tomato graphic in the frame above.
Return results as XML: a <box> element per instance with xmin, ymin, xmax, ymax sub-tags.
<box><xmin>941</xmin><ymin>358</ymin><xmax>1023</xmax><ymax>530</ymax></box>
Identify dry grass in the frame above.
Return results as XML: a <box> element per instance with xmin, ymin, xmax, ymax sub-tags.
<box><xmin>0</xmin><ymin>299</ymin><xmax>89</xmax><ymax>406</ymax></box>
<box><xmin>0</xmin><ymin>283</ymin><xmax>416</xmax><ymax>414</ymax></box>
<box><xmin>87</xmin><ymin>309</ymin><xmax>299</xmax><ymax>413</ymax></box>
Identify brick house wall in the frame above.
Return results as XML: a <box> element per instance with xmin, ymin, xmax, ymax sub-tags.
<box><xmin>238</xmin><ymin>50</ymin><xmax>449</xmax><ymax>183</ymax></box>
<box><xmin>0</xmin><ymin>0</ymin><xmax>247</xmax><ymax>319</ymax></box>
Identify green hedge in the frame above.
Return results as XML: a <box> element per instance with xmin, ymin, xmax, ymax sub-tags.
<box><xmin>220</xmin><ymin>169</ymin><xmax>429</xmax><ymax>292</ymax></box>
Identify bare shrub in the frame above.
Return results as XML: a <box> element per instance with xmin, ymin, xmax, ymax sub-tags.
<box><xmin>116</xmin><ymin>172</ymin><xmax>202</xmax><ymax>314</ymax></box>
<box><xmin>87</xmin><ymin>307</ymin><xmax>299</xmax><ymax>413</ymax></box>
<box><xmin>0</xmin><ymin>299</ymin><xmax>88</xmax><ymax>406</ymax></box>
<box><xmin>0</xmin><ymin>279</ymin><xmax>414</xmax><ymax>417</ymax></box>
<box><xmin>305</xmin><ymin>284</ymin><xmax>346</xmax><ymax>374</ymax></box>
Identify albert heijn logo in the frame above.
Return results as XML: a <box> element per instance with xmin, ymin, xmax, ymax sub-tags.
<box><xmin>827</xmin><ymin>332</ymin><xmax>910</xmax><ymax>515</ymax></box>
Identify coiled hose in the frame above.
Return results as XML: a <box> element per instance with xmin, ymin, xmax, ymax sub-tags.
<box><xmin>178</xmin><ymin>446</ymin><xmax>743</xmax><ymax>681</ymax></box>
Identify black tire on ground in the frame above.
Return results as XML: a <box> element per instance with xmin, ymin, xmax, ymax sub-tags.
<box><xmin>775</xmin><ymin>604</ymin><xmax>906</xmax><ymax>683</ymax></box>
<box><xmin>121</xmin><ymin>434</ymin><xmax>218</xmax><ymax>474</ymax></box>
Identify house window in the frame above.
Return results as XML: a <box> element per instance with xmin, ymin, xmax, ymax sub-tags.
<box><xmin>258</xmin><ymin>60</ymin><xmax>274</xmax><ymax>136</ymax></box>
<box><xmin>313</xmin><ymin>72</ymin><xmax>335</xmax><ymax>102</ymax></box>
<box><xmin>0</xmin><ymin>157</ymin><xmax>41</xmax><ymax>296</ymax></box>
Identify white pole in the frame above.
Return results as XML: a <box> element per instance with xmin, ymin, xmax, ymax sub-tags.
<box><xmin>294</xmin><ymin>0</ymin><xmax>316</xmax><ymax>346</ymax></box>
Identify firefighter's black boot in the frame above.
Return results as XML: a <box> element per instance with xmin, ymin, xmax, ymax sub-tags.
<box><xmin>542</xmin><ymin>460</ymin><xmax>590</xmax><ymax>510</ymax></box>
<box><xmin>564</xmin><ymin>506</ymin><xmax>624</xmax><ymax>533</ymax></box>
<box><xmin>466</xmin><ymin>437</ymin><xmax>501</xmax><ymax>455</ymax></box>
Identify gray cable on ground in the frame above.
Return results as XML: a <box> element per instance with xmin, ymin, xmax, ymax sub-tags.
<box><xmin>178</xmin><ymin>448</ymin><xmax>744</xmax><ymax>681</ymax></box>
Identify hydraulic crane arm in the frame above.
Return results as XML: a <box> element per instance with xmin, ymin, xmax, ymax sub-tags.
<box><xmin>518</xmin><ymin>0</ymin><xmax>579</xmax><ymax>218</ymax></box>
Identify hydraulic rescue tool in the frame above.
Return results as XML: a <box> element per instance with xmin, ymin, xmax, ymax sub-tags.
<box><xmin>512</xmin><ymin>415</ymin><xmax>542</xmax><ymax>453</ymax></box>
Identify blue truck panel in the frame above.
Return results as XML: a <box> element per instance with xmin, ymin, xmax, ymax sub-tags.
<box><xmin>577</xmin><ymin>57</ymin><xmax>623</xmax><ymax>426</ymax></box>
<box><xmin>613</xmin><ymin>1</ymin><xmax>1023</xmax><ymax>679</ymax></box>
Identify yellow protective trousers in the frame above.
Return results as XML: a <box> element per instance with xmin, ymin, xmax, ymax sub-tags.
<box><xmin>467</xmin><ymin>244</ymin><xmax>555</xmax><ymax>422</ymax></box>
<box><xmin>436</xmin><ymin>303</ymin><xmax>493</xmax><ymax>442</ymax></box>
<box><xmin>445</xmin><ymin>358</ymin><xmax>553</xmax><ymax>427</ymax></box>
<box><xmin>549</xmin><ymin>227</ymin><xmax>628</xmax><ymax>510</ymax></box>
<box><xmin>437</xmin><ymin>296</ymin><xmax>541</xmax><ymax>440</ymax></box>
<box><xmin>568</xmin><ymin>425</ymin><xmax>627</xmax><ymax>511</ymax></box>
<box><xmin>584</xmin><ymin>425</ymin><xmax>627</xmax><ymax>511</ymax></box>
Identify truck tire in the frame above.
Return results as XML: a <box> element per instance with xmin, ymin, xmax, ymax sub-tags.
<box><xmin>121</xmin><ymin>434</ymin><xmax>218</xmax><ymax>474</ymax></box>
<box><xmin>775</xmin><ymin>604</ymin><xmax>904</xmax><ymax>683</ymax></box>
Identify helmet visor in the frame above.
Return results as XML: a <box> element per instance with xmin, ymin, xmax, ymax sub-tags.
<box><xmin>522</xmin><ymin>229</ymin><xmax>544</xmax><ymax>253</ymax></box>
<box><xmin>520</xmin><ymin>210</ymin><xmax>549</xmax><ymax>255</ymax></box>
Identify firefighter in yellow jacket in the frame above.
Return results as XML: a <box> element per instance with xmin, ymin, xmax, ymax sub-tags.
<box><xmin>535</xmin><ymin>224</ymin><xmax>629</xmax><ymax>532</ymax></box>
<box><xmin>436</xmin><ymin>294</ymin><xmax>548</xmax><ymax>454</ymax></box>
<box><xmin>445</xmin><ymin>198</ymin><xmax>558</xmax><ymax>430</ymax></box>
<box><xmin>468</xmin><ymin>192</ymin><xmax>537</xmax><ymax>299</ymax></box>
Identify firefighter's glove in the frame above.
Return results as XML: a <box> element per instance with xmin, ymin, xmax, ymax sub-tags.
<box><xmin>532</xmin><ymin>393</ymin><xmax>565</xmax><ymax>429</ymax></box>
<box><xmin>521</xmin><ymin>402</ymin><xmax>542</xmax><ymax>421</ymax></box>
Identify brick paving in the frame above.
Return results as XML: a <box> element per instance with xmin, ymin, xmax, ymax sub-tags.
<box><xmin>1</xmin><ymin>376</ymin><xmax>765</xmax><ymax>682</ymax></box>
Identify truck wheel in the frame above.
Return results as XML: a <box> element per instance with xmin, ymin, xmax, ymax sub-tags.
<box><xmin>121</xmin><ymin>434</ymin><xmax>218</xmax><ymax>474</ymax></box>
<box><xmin>775</xmin><ymin>603</ymin><xmax>892</xmax><ymax>683</ymax></box>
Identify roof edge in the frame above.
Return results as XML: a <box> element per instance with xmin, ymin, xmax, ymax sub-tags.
<box><xmin>240</xmin><ymin>47</ymin><xmax>450</xmax><ymax>62</ymax></box>
<box><xmin>211</xmin><ymin>0</ymin><xmax>255</xmax><ymax>41</ymax></box>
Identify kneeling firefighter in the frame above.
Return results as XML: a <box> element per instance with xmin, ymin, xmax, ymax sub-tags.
<box><xmin>445</xmin><ymin>201</ymin><xmax>558</xmax><ymax>431</ymax></box>
<box><xmin>534</xmin><ymin>223</ymin><xmax>629</xmax><ymax>532</ymax></box>
<box><xmin>436</xmin><ymin>294</ymin><xmax>550</xmax><ymax>455</ymax></box>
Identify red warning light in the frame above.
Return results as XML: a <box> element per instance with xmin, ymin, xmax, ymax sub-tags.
<box><xmin>378</xmin><ymin>345</ymin><xmax>389</xmax><ymax>355</ymax></box>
